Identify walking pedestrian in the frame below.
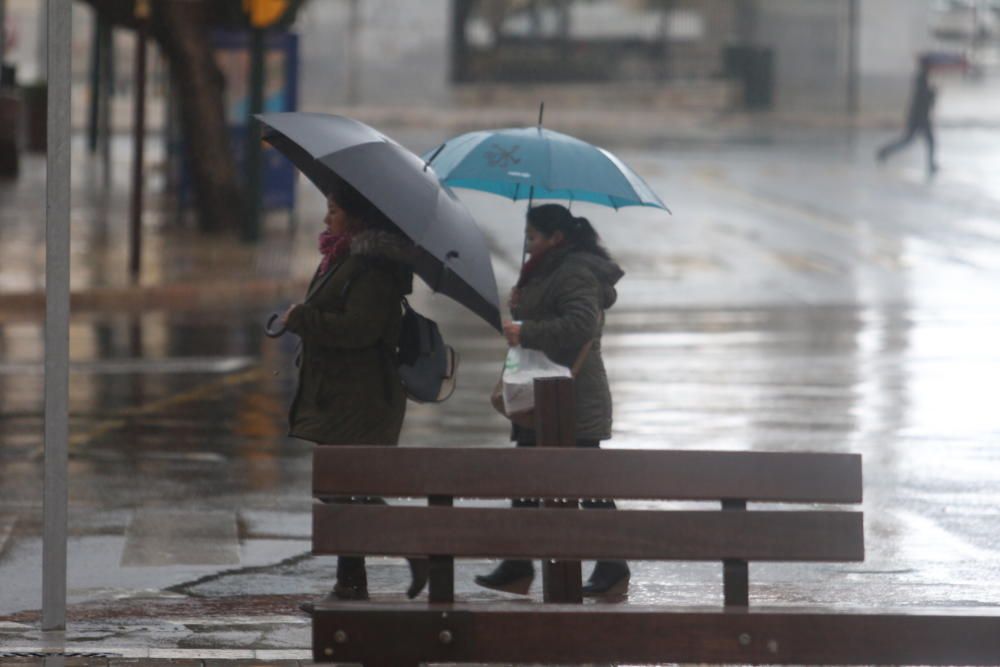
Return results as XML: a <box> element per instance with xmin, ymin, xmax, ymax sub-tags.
<box><xmin>475</xmin><ymin>203</ymin><xmax>629</xmax><ymax>597</ymax></box>
<box><xmin>877</xmin><ymin>55</ymin><xmax>939</xmax><ymax>175</ymax></box>
<box><xmin>279</xmin><ymin>178</ymin><xmax>428</xmax><ymax>609</ymax></box>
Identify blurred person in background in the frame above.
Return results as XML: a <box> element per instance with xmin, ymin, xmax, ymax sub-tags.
<box><xmin>877</xmin><ymin>55</ymin><xmax>939</xmax><ymax>175</ymax></box>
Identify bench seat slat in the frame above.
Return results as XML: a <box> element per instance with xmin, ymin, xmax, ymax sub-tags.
<box><xmin>312</xmin><ymin>505</ymin><xmax>864</xmax><ymax>561</ymax></box>
<box><xmin>312</xmin><ymin>604</ymin><xmax>1000</xmax><ymax>665</ymax></box>
<box><xmin>313</xmin><ymin>447</ymin><xmax>862</xmax><ymax>503</ymax></box>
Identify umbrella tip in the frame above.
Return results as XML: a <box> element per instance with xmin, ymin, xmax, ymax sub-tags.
<box><xmin>538</xmin><ymin>102</ymin><xmax>545</xmax><ymax>129</ymax></box>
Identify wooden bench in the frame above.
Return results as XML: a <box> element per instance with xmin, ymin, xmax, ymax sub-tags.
<box><xmin>309</xmin><ymin>379</ymin><xmax>1000</xmax><ymax>666</ymax></box>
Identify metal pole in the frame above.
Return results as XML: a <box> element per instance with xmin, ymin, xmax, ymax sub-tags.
<box><xmin>0</xmin><ymin>0</ymin><xmax>7</xmax><ymax>67</ymax></box>
<box><xmin>87</xmin><ymin>16</ymin><xmax>101</xmax><ymax>153</ymax></box>
<box><xmin>42</xmin><ymin>0</ymin><xmax>72</xmax><ymax>632</ymax></box>
<box><xmin>129</xmin><ymin>5</ymin><xmax>148</xmax><ymax>281</ymax></box>
<box><xmin>346</xmin><ymin>0</ymin><xmax>360</xmax><ymax>105</ymax></box>
<box><xmin>243</xmin><ymin>26</ymin><xmax>265</xmax><ymax>242</ymax></box>
<box><xmin>846</xmin><ymin>0</ymin><xmax>859</xmax><ymax>116</ymax></box>
<box><xmin>99</xmin><ymin>21</ymin><xmax>113</xmax><ymax>188</ymax></box>
<box><xmin>36</xmin><ymin>0</ymin><xmax>47</xmax><ymax>80</ymax></box>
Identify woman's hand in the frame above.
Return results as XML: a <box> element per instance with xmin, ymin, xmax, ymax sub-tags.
<box><xmin>502</xmin><ymin>320</ymin><xmax>522</xmax><ymax>347</ymax></box>
<box><xmin>280</xmin><ymin>304</ymin><xmax>300</xmax><ymax>326</ymax></box>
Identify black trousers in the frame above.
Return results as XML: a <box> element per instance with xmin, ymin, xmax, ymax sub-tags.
<box><xmin>878</xmin><ymin>121</ymin><xmax>937</xmax><ymax>171</ymax></box>
<box><xmin>513</xmin><ymin>439</ymin><xmax>615</xmax><ymax>510</ymax></box>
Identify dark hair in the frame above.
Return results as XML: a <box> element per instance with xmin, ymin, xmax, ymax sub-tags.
<box><xmin>526</xmin><ymin>204</ymin><xmax>610</xmax><ymax>260</ymax></box>
<box><xmin>328</xmin><ymin>176</ymin><xmax>396</xmax><ymax>234</ymax></box>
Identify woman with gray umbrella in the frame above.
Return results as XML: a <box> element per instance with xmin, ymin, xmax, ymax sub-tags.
<box><xmin>279</xmin><ymin>178</ymin><xmax>428</xmax><ymax>608</ymax></box>
<box><xmin>258</xmin><ymin>112</ymin><xmax>505</xmax><ymax>612</ymax></box>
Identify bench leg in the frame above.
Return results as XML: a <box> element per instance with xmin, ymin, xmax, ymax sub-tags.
<box><xmin>722</xmin><ymin>499</ymin><xmax>750</xmax><ymax>607</ymax></box>
<box><xmin>724</xmin><ymin>558</ymin><xmax>749</xmax><ymax>606</ymax></box>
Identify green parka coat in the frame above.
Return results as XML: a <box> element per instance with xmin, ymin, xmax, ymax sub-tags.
<box><xmin>285</xmin><ymin>231</ymin><xmax>414</xmax><ymax>445</ymax></box>
<box><xmin>511</xmin><ymin>243</ymin><xmax>624</xmax><ymax>442</ymax></box>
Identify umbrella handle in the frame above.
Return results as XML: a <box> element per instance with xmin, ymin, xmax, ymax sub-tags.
<box><xmin>264</xmin><ymin>313</ymin><xmax>287</xmax><ymax>338</ymax></box>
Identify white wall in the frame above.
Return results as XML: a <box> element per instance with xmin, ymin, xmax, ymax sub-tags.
<box><xmin>294</xmin><ymin>0</ymin><xmax>451</xmax><ymax>109</ymax></box>
<box><xmin>858</xmin><ymin>0</ymin><xmax>933</xmax><ymax>113</ymax></box>
<box><xmin>752</xmin><ymin>0</ymin><xmax>852</xmax><ymax>112</ymax></box>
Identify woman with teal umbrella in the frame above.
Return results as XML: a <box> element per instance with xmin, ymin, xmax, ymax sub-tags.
<box><xmin>431</xmin><ymin>115</ymin><xmax>668</xmax><ymax>596</ymax></box>
<box><xmin>475</xmin><ymin>203</ymin><xmax>630</xmax><ymax>597</ymax></box>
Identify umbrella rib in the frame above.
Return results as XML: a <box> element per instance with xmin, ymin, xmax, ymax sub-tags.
<box><xmin>543</xmin><ymin>130</ymin><xmax>554</xmax><ymax>193</ymax></box>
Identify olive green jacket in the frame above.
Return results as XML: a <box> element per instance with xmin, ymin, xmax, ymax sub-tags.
<box><xmin>512</xmin><ymin>244</ymin><xmax>624</xmax><ymax>442</ymax></box>
<box><xmin>285</xmin><ymin>231</ymin><xmax>414</xmax><ymax>445</ymax></box>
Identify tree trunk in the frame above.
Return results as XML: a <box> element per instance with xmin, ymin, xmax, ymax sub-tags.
<box><xmin>154</xmin><ymin>1</ymin><xmax>243</xmax><ymax>233</ymax></box>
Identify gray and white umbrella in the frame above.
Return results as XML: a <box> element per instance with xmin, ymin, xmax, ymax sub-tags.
<box><xmin>257</xmin><ymin>112</ymin><xmax>501</xmax><ymax>331</ymax></box>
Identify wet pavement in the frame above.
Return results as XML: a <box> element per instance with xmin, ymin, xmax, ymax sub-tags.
<box><xmin>2</xmin><ymin>86</ymin><xmax>1000</xmax><ymax>663</ymax></box>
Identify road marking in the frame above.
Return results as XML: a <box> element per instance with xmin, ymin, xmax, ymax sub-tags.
<box><xmin>68</xmin><ymin>367</ymin><xmax>266</xmax><ymax>449</ymax></box>
<box><xmin>0</xmin><ymin>356</ymin><xmax>256</xmax><ymax>376</ymax></box>
<box><xmin>692</xmin><ymin>167</ymin><xmax>864</xmax><ymax>237</ymax></box>
<box><xmin>121</xmin><ymin>509</ymin><xmax>240</xmax><ymax>567</ymax></box>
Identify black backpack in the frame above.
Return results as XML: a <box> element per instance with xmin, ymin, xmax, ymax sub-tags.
<box><xmin>396</xmin><ymin>299</ymin><xmax>458</xmax><ymax>403</ymax></box>
<box><xmin>340</xmin><ymin>265</ymin><xmax>458</xmax><ymax>404</ymax></box>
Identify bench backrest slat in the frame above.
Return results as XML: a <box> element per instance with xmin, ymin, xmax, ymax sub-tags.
<box><xmin>313</xmin><ymin>505</ymin><xmax>864</xmax><ymax>562</ymax></box>
<box><xmin>313</xmin><ymin>447</ymin><xmax>862</xmax><ymax>503</ymax></box>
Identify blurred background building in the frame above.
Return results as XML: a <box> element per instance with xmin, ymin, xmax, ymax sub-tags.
<box><xmin>2</xmin><ymin>0</ymin><xmax>997</xmax><ymax>115</ymax></box>
<box><xmin>1</xmin><ymin>0</ymin><xmax>997</xmax><ymax>230</ymax></box>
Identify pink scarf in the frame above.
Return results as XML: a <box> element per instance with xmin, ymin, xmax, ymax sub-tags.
<box><xmin>317</xmin><ymin>230</ymin><xmax>353</xmax><ymax>275</ymax></box>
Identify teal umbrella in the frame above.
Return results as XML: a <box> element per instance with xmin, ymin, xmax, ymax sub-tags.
<box><xmin>423</xmin><ymin>113</ymin><xmax>669</xmax><ymax>212</ymax></box>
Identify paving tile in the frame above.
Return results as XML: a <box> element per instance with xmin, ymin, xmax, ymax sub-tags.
<box><xmin>109</xmin><ymin>661</ymin><xmax>201</xmax><ymax>667</ymax></box>
<box><xmin>254</xmin><ymin>650</ymin><xmax>312</xmax><ymax>661</ymax></box>
<box><xmin>148</xmin><ymin>648</ymin><xmax>254</xmax><ymax>659</ymax></box>
<box><xmin>121</xmin><ymin>510</ymin><xmax>239</xmax><ymax>567</ymax></box>
<box><xmin>205</xmin><ymin>661</ymin><xmax>302</xmax><ymax>667</ymax></box>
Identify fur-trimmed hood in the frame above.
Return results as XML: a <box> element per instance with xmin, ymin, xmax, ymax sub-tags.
<box><xmin>350</xmin><ymin>230</ymin><xmax>417</xmax><ymax>265</ymax></box>
<box><xmin>348</xmin><ymin>229</ymin><xmax>415</xmax><ymax>295</ymax></box>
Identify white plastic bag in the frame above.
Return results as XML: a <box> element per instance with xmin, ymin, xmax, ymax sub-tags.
<box><xmin>501</xmin><ymin>345</ymin><xmax>572</xmax><ymax>415</ymax></box>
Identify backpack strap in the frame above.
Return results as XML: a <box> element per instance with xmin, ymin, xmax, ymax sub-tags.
<box><xmin>570</xmin><ymin>340</ymin><xmax>593</xmax><ymax>377</ymax></box>
<box><xmin>569</xmin><ymin>310</ymin><xmax>604</xmax><ymax>377</ymax></box>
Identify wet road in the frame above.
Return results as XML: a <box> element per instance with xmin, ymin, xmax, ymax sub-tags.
<box><xmin>2</xmin><ymin>118</ymin><xmax>1000</xmax><ymax>654</ymax></box>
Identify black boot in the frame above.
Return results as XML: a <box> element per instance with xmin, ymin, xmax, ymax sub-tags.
<box><xmin>474</xmin><ymin>559</ymin><xmax>534</xmax><ymax>595</ymax></box>
<box><xmin>299</xmin><ymin>557</ymin><xmax>369</xmax><ymax>614</ymax></box>
<box><xmin>406</xmin><ymin>557</ymin><xmax>429</xmax><ymax>599</ymax></box>
<box><xmin>320</xmin><ymin>557</ymin><xmax>370</xmax><ymax>601</ymax></box>
<box><xmin>333</xmin><ymin>556</ymin><xmax>369</xmax><ymax>600</ymax></box>
<box><xmin>582</xmin><ymin>560</ymin><xmax>630</xmax><ymax>597</ymax></box>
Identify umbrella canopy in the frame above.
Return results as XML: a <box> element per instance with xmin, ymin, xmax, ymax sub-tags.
<box><xmin>257</xmin><ymin>112</ymin><xmax>501</xmax><ymax>332</ymax></box>
<box><xmin>424</xmin><ymin>126</ymin><xmax>669</xmax><ymax>211</ymax></box>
